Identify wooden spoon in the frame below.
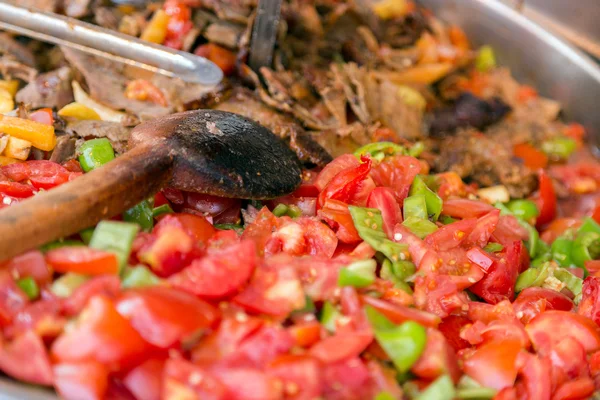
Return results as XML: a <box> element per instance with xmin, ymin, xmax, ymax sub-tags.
<box><xmin>0</xmin><ymin>110</ymin><xmax>302</xmax><ymax>260</ymax></box>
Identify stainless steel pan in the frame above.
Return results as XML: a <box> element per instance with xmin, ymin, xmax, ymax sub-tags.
<box><xmin>1</xmin><ymin>0</ymin><xmax>600</xmax><ymax>398</ymax></box>
<box><xmin>418</xmin><ymin>0</ymin><xmax>600</xmax><ymax>151</ymax></box>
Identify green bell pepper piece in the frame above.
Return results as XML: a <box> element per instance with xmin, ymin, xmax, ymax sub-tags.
<box><xmin>365</xmin><ymin>305</ymin><xmax>427</xmax><ymax>373</ymax></box>
<box><xmin>78</xmin><ymin>138</ymin><xmax>115</xmax><ymax>172</ymax></box>
<box><xmin>320</xmin><ymin>301</ymin><xmax>341</xmax><ymax>333</ymax></box>
<box><xmin>476</xmin><ymin>45</ymin><xmax>496</xmax><ymax>72</ymax></box>
<box><xmin>354</xmin><ymin>142</ymin><xmax>407</xmax><ymax>161</ymax></box>
<box><xmin>123</xmin><ymin>200</ymin><xmax>154</xmax><ymax>232</ymax></box>
<box><xmin>121</xmin><ymin>265</ymin><xmax>162</xmax><ymax>289</ymax></box>
<box><xmin>410</xmin><ymin>175</ymin><xmax>443</xmax><ymax>221</ymax></box>
<box><xmin>40</xmin><ymin>239</ymin><xmax>84</xmax><ymax>252</ymax></box>
<box><xmin>16</xmin><ymin>276</ymin><xmax>39</xmax><ymax>300</ymax></box>
<box><xmin>374</xmin><ymin>392</ymin><xmax>396</xmax><ymax>400</ymax></box>
<box><xmin>50</xmin><ymin>273</ymin><xmax>89</xmax><ymax>298</ymax></box>
<box><xmin>152</xmin><ymin>204</ymin><xmax>174</xmax><ymax>218</ymax></box>
<box><xmin>403</xmin><ymin>195</ymin><xmax>428</xmax><ymax>221</ymax></box>
<box><xmin>541</xmin><ymin>137</ymin><xmax>577</xmax><ymax>159</ymax></box>
<box><xmin>89</xmin><ymin>221</ymin><xmax>139</xmax><ymax>272</ymax></box>
<box><xmin>578</xmin><ymin>217</ymin><xmax>600</xmax><ymax>236</ymax></box>
<box><xmin>402</xmin><ymin>217</ymin><xmax>438</xmax><ymax>239</ymax></box>
<box><xmin>483</xmin><ymin>243</ymin><xmax>503</xmax><ymax>253</ymax></box>
<box><xmin>214</xmin><ymin>223</ymin><xmax>244</xmax><ymax>234</ymax></box>
<box><xmin>506</xmin><ymin>199</ymin><xmax>539</xmax><ymax>224</ymax></box>
<box><xmin>338</xmin><ymin>259</ymin><xmax>377</xmax><ymax>288</ymax></box>
<box><xmin>572</xmin><ymin>231</ymin><xmax>600</xmax><ymax>269</ymax></box>
<box><xmin>551</xmin><ymin>236</ymin><xmax>575</xmax><ymax>267</ymax></box>
<box><xmin>416</xmin><ymin>375</ymin><xmax>455</xmax><ymax>400</ymax></box>
<box><xmin>272</xmin><ymin>203</ymin><xmax>289</xmax><ymax>217</ymax></box>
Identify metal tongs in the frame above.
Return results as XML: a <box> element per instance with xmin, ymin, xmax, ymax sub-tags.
<box><xmin>0</xmin><ymin>0</ymin><xmax>283</xmax><ymax>85</ymax></box>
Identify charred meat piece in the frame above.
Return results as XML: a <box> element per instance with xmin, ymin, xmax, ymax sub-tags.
<box><xmin>428</xmin><ymin>93</ymin><xmax>512</xmax><ymax>137</ymax></box>
<box><xmin>67</xmin><ymin>120</ymin><xmax>130</xmax><ymax>154</ymax></box>
<box><xmin>216</xmin><ymin>88</ymin><xmax>332</xmax><ymax>166</ymax></box>
<box><xmin>16</xmin><ymin>67</ymin><xmax>74</xmax><ymax>109</ymax></box>
<box><xmin>49</xmin><ymin>135</ymin><xmax>77</xmax><ymax>164</ymax></box>
<box><xmin>0</xmin><ymin>33</ymin><xmax>37</xmax><ymax>68</ymax></box>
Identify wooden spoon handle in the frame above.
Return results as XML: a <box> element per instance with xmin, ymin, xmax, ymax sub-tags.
<box><xmin>0</xmin><ymin>145</ymin><xmax>174</xmax><ymax>260</ymax></box>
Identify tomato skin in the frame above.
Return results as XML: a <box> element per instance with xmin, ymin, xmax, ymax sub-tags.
<box><xmin>577</xmin><ymin>276</ymin><xmax>600</xmax><ymax>326</ymax></box>
<box><xmin>4</xmin><ymin>250</ymin><xmax>51</xmax><ymax>286</ymax></box>
<box><xmin>441</xmin><ymin>198</ymin><xmax>495</xmax><ymax>219</ymax></box>
<box><xmin>138</xmin><ymin>226</ymin><xmax>197</xmax><ymax>277</ymax></box>
<box><xmin>411</xmin><ymin>328</ymin><xmax>460</xmax><ymax>383</ymax></box>
<box><xmin>51</xmin><ymin>296</ymin><xmax>152</xmax><ymax>371</ymax></box>
<box><xmin>315</xmin><ymin>154</ymin><xmax>360</xmax><ymax>191</ymax></box>
<box><xmin>242</xmin><ymin>207</ymin><xmax>281</xmax><ymax>256</ymax></box>
<box><xmin>26</xmin><ymin>161</ymin><xmax>72</xmax><ymax>190</ymax></box>
<box><xmin>367</xmin><ymin>187</ymin><xmax>402</xmax><ymax>239</ymax></box>
<box><xmin>45</xmin><ymin>247</ymin><xmax>119</xmax><ymax>275</ymax></box>
<box><xmin>116</xmin><ymin>286</ymin><xmax>219</xmax><ymax>348</ymax></box>
<box><xmin>318</xmin><ymin>199</ymin><xmax>361</xmax><ymax>244</ymax></box>
<box><xmin>513</xmin><ymin>287</ymin><xmax>574</xmax><ymax>324</ymax></box>
<box><xmin>154</xmin><ymin>213</ymin><xmax>216</xmax><ymax>245</ymax></box>
<box><xmin>526</xmin><ymin>310</ymin><xmax>600</xmax><ymax>354</ymax></box>
<box><xmin>535</xmin><ymin>170</ymin><xmax>557</xmax><ymax>228</ymax></box>
<box><xmin>62</xmin><ymin>275</ymin><xmax>121</xmax><ymax>317</ymax></box>
<box><xmin>317</xmin><ymin>156</ymin><xmax>372</xmax><ymax>209</ymax></box>
<box><xmin>53</xmin><ymin>361</ymin><xmax>109</xmax><ymax>400</ymax></box>
<box><xmin>552</xmin><ymin>378</ymin><xmax>595</xmax><ymax>400</ymax></box>
<box><xmin>169</xmin><ymin>240</ymin><xmax>256</xmax><ymax>299</ymax></box>
<box><xmin>309</xmin><ymin>332</ymin><xmax>372</xmax><ymax>364</ymax></box>
<box><xmin>0</xmin><ymin>330</ymin><xmax>53</xmax><ymax>386</ymax></box>
<box><xmin>462</xmin><ymin>339</ymin><xmax>521</xmax><ymax>390</ymax></box>
<box><xmin>123</xmin><ymin>358</ymin><xmax>165</xmax><ymax>400</ymax></box>
<box><xmin>513</xmin><ymin>143</ymin><xmax>548</xmax><ymax>169</ymax></box>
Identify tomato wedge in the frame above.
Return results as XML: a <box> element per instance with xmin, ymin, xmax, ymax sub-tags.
<box><xmin>45</xmin><ymin>247</ymin><xmax>119</xmax><ymax>275</ymax></box>
<box><xmin>526</xmin><ymin>310</ymin><xmax>600</xmax><ymax>353</ymax></box>
<box><xmin>463</xmin><ymin>339</ymin><xmax>521</xmax><ymax>390</ymax></box>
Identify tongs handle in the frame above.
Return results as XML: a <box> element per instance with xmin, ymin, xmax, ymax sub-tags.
<box><xmin>0</xmin><ymin>1</ymin><xmax>223</xmax><ymax>85</ymax></box>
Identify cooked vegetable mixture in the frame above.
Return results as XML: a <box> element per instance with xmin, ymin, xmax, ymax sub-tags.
<box><xmin>1</xmin><ymin>1</ymin><xmax>600</xmax><ymax>400</ymax></box>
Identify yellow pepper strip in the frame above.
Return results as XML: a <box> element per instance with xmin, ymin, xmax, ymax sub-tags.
<box><xmin>0</xmin><ymin>80</ymin><xmax>19</xmax><ymax>97</ymax></box>
<box><xmin>373</xmin><ymin>0</ymin><xmax>408</xmax><ymax>20</ymax></box>
<box><xmin>0</xmin><ymin>115</ymin><xmax>56</xmax><ymax>151</ymax></box>
<box><xmin>379</xmin><ymin>63</ymin><xmax>454</xmax><ymax>85</ymax></box>
<box><xmin>0</xmin><ymin>89</ymin><xmax>14</xmax><ymax>114</ymax></box>
<box><xmin>0</xmin><ymin>156</ymin><xmax>22</xmax><ymax>166</ymax></box>
<box><xmin>58</xmin><ymin>102</ymin><xmax>101</xmax><ymax>121</ymax></box>
<box><xmin>140</xmin><ymin>10</ymin><xmax>170</xmax><ymax>44</ymax></box>
<box><xmin>3</xmin><ymin>136</ymin><xmax>32</xmax><ymax>160</ymax></box>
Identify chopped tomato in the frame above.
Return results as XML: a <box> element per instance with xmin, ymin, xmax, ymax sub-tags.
<box><xmin>441</xmin><ymin>198</ymin><xmax>495</xmax><ymax>219</ymax></box>
<box><xmin>552</xmin><ymin>378</ymin><xmax>595</xmax><ymax>400</ymax></box>
<box><xmin>162</xmin><ymin>0</ymin><xmax>193</xmax><ymax>50</ymax></box>
<box><xmin>517</xmin><ymin>85</ymin><xmax>538</xmax><ymax>103</ymax></box>
<box><xmin>62</xmin><ymin>275</ymin><xmax>121</xmax><ymax>317</ymax></box>
<box><xmin>26</xmin><ymin>161</ymin><xmax>72</xmax><ymax>190</ymax></box>
<box><xmin>318</xmin><ymin>199</ymin><xmax>361</xmax><ymax>244</ymax></box>
<box><xmin>53</xmin><ymin>361</ymin><xmax>109</xmax><ymax>400</ymax></box>
<box><xmin>194</xmin><ymin>44</ymin><xmax>237</xmax><ymax>76</ymax></box>
<box><xmin>367</xmin><ymin>187</ymin><xmax>402</xmax><ymax>238</ymax></box>
<box><xmin>370</xmin><ymin>155</ymin><xmax>422</xmax><ymax>204</ymax></box>
<box><xmin>534</xmin><ymin>170</ymin><xmax>557</xmax><ymax>227</ymax></box>
<box><xmin>541</xmin><ymin>218</ymin><xmax>581</xmax><ymax>244</ymax></box>
<box><xmin>526</xmin><ymin>310</ymin><xmax>600</xmax><ymax>353</ymax></box>
<box><xmin>3</xmin><ymin>250</ymin><xmax>51</xmax><ymax>286</ymax></box>
<box><xmin>242</xmin><ymin>207</ymin><xmax>281</xmax><ymax>256</ymax></box>
<box><xmin>116</xmin><ymin>286</ymin><xmax>219</xmax><ymax>348</ymax></box>
<box><xmin>163</xmin><ymin>358</ymin><xmax>229</xmax><ymax>399</ymax></box>
<box><xmin>309</xmin><ymin>332</ymin><xmax>372</xmax><ymax>364</ymax></box>
<box><xmin>548</xmin><ymin>336</ymin><xmax>588</xmax><ymax>390</ymax></box>
<box><xmin>0</xmin><ymin>181</ymin><xmax>35</xmax><ymax>198</ymax></box>
<box><xmin>577</xmin><ymin>276</ymin><xmax>600</xmax><ymax>326</ymax></box>
<box><xmin>288</xmin><ymin>319</ymin><xmax>322</xmax><ymax>348</ymax></box>
<box><xmin>470</xmin><ymin>241</ymin><xmax>522</xmax><ymax>304</ymax></box>
<box><xmin>513</xmin><ymin>287</ymin><xmax>574</xmax><ymax>324</ymax></box>
<box><xmin>463</xmin><ymin>339</ymin><xmax>521</xmax><ymax>390</ymax></box>
<box><xmin>315</xmin><ymin>154</ymin><xmax>360</xmax><ymax>191</ymax></box>
<box><xmin>322</xmin><ymin>357</ymin><xmax>372</xmax><ymax>400</ymax></box>
<box><xmin>169</xmin><ymin>240</ymin><xmax>257</xmax><ymax>299</ymax></box>
<box><xmin>515</xmin><ymin>352</ymin><xmax>551</xmax><ymax>400</ymax></box>
<box><xmin>317</xmin><ymin>156</ymin><xmax>372</xmax><ymax>209</ymax></box>
<box><xmin>0</xmin><ymin>330</ymin><xmax>53</xmax><ymax>385</ymax></box>
<box><xmin>154</xmin><ymin>213</ymin><xmax>216</xmax><ymax>244</ymax></box>
<box><xmin>123</xmin><ymin>358</ymin><xmax>165</xmax><ymax>400</ymax></box>
<box><xmin>212</xmin><ymin>367</ymin><xmax>283</xmax><ymax>400</ymax></box>
<box><xmin>137</xmin><ymin>226</ymin><xmax>197</xmax><ymax>277</ymax></box>
<box><xmin>267</xmin><ymin>355</ymin><xmax>323</xmax><ymax>399</ymax></box>
<box><xmin>5</xmin><ymin>298</ymin><xmax>65</xmax><ymax>339</ymax></box>
<box><xmin>51</xmin><ymin>296</ymin><xmax>152</xmax><ymax>371</ymax></box>
<box><xmin>513</xmin><ymin>143</ymin><xmax>548</xmax><ymax>169</ymax></box>
<box><xmin>0</xmin><ymin>270</ymin><xmax>28</xmax><ymax>326</ymax></box>
<box><xmin>437</xmin><ymin>315</ymin><xmax>471</xmax><ymax>352</ymax></box>
<box><xmin>411</xmin><ymin>328</ymin><xmax>460</xmax><ymax>382</ymax></box>
<box><xmin>45</xmin><ymin>246</ymin><xmax>119</xmax><ymax>275</ymax></box>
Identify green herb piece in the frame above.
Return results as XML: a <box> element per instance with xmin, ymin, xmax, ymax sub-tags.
<box><xmin>78</xmin><ymin>138</ymin><xmax>115</xmax><ymax>172</ymax></box>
